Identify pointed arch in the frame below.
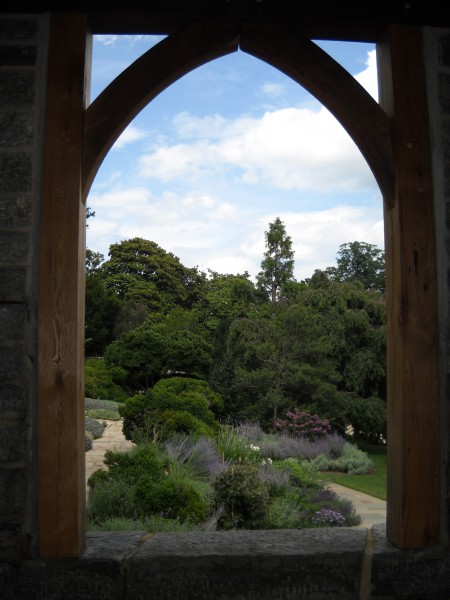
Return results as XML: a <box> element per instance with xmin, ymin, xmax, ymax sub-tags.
<box><xmin>240</xmin><ymin>23</ymin><xmax>394</xmax><ymax>206</ymax></box>
<box><xmin>82</xmin><ymin>23</ymin><xmax>240</xmax><ymax>198</ymax></box>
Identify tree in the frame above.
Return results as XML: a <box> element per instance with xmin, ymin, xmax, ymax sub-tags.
<box><xmin>335</xmin><ymin>241</ymin><xmax>385</xmax><ymax>293</ymax></box>
<box><xmin>256</xmin><ymin>217</ymin><xmax>295</xmax><ymax>305</ymax></box>
<box><xmin>85</xmin><ymin>248</ymin><xmax>120</xmax><ymax>355</ymax></box>
<box><xmin>100</xmin><ymin>237</ymin><xmax>206</xmax><ymax>315</ymax></box>
<box><xmin>104</xmin><ymin>319</ymin><xmax>212</xmax><ymax>391</ymax></box>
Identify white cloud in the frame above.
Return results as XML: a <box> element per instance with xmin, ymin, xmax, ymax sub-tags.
<box><xmin>138</xmin><ymin>106</ymin><xmax>375</xmax><ymax>192</ymax></box>
<box><xmin>355</xmin><ymin>49</ymin><xmax>378</xmax><ymax>101</ymax></box>
<box><xmin>112</xmin><ymin>124</ymin><xmax>147</xmax><ymax>149</ymax></box>
<box><xmin>260</xmin><ymin>82</ymin><xmax>286</xmax><ymax>97</ymax></box>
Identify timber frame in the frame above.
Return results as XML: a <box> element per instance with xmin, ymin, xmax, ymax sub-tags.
<box><xmin>37</xmin><ymin>5</ymin><xmax>446</xmax><ymax>556</ymax></box>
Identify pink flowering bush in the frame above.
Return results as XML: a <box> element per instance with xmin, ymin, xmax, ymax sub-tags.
<box><xmin>274</xmin><ymin>408</ymin><xmax>333</xmax><ymax>441</ymax></box>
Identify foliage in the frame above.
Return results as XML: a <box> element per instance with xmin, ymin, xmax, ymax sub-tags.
<box><xmin>120</xmin><ymin>377</ymin><xmax>220</xmax><ymax>443</ymax></box>
<box><xmin>85</xmin><ymin>266</ymin><xmax>121</xmax><ymax>356</ymax></box>
<box><xmin>85</xmin><ymin>397</ymin><xmax>120</xmax><ymax>411</ymax></box>
<box><xmin>258</xmin><ymin>432</ymin><xmax>346</xmax><ymax>461</ymax></box>
<box><xmin>85</xmin><ymin>416</ymin><xmax>106</xmax><ymax>440</ymax></box>
<box><xmin>325</xmin><ymin>442</ymin><xmax>387</xmax><ymax>500</ymax></box>
<box><xmin>274</xmin><ymin>408</ymin><xmax>333</xmax><ymax>441</ymax></box>
<box><xmin>85</xmin><ymin>432</ymin><xmax>94</xmax><ymax>451</ymax></box>
<box><xmin>99</xmin><ymin>237</ymin><xmax>206</xmax><ymax>314</ymax></box>
<box><xmin>84</xmin><ymin>358</ymin><xmax>128</xmax><ymax>402</ymax></box>
<box><xmin>213</xmin><ymin>464</ymin><xmax>270</xmax><ymax>529</ymax></box>
<box><xmin>307</xmin><ymin>442</ymin><xmax>373</xmax><ymax>475</ymax></box>
<box><xmin>86</xmin><ymin>408</ymin><xmax>121</xmax><ymax>421</ymax></box>
<box><xmin>256</xmin><ymin>217</ymin><xmax>295</xmax><ymax>304</ymax></box>
<box><xmin>344</xmin><ymin>394</ymin><xmax>386</xmax><ymax>443</ymax></box>
<box><xmin>334</xmin><ymin>241</ymin><xmax>385</xmax><ymax>293</ymax></box>
<box><xmin>104</xmin><ymin>320</ymin><xmax>212</xmax><ymax>391</ymax></box>
<box><xmin>134</xmin><ymin>475</ymin><xmax>207</xmax><ymax>523</ymax></box>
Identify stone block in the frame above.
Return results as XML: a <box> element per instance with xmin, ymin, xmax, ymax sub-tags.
<box><xmin>126</xmin><ymin>529</ymin><xmax>367</xmax><ymax>600</ymax></box>
<box><xmin>0</xmin><ymin>346</ymin><xmax>23</xmax><ymax>380</ymax></box>
<box><xmin>0</xmin><ymin>468</ymin><xmax>26</xmax><ymax>515</ymax></box>
<box><xmin>0</xmin><ymin>113</ymin><xmax>33</xmax><ymax>146</ymax></box>
<box><xmin>0</xmin><ymin>420</ymin><xmax>26</xmax><ymax>462</ymax></box>
<box><xmin>0</xmin><ymin>154</ymin><xmax>32</xmax><ymax>194</ymax></box>
<box><xmin>0</xmin><ymin>72</ymin><xmax>35</xmax><ymax>109</ymax></box>
<box><xmin>0</xmin><ymin>194</ymin><xmax>32</xmax><ymax>227</ymax></box>
<box><xmin>0</xmin><ymin>45</ymin><xmax>37</xmax><ymax>67</ymax></box>
<box><xmin>0</xmin><ymin>523</ymin><xmax>21</xmax><ymax>561</ymax></box>
<box><xmin>0</xmin><ymin>267</ymin><xmax>26</xmax><ymax>301</ymax></box>
<box><xmin>0</xmin><ymin>382</ymin><xmax>25</xmax><ymax>412</ymax></box>
<box><xmin>0</xmin><ymin>303</ymin><xmax>26</xmax><ymax>340</ymax></box>
<box><xmin>0</xmin><ymin>232</ymin><xmax>28</xmax><ymax>263</ymax></box>
<box><xmin>0</xmin><ymin>17</ymin><xmax>38</xmax><ymax>42</ymax></box>
<box><xmin>371</xmin><ymin>524</ymin><xmax>450</xmax><ymax>599</ymax></box>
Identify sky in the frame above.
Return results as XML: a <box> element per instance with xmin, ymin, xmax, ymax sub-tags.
<box><xmin>86</xmin><ymin>35</ymin><xmax>384</xmax><ymax>283</ymax></box>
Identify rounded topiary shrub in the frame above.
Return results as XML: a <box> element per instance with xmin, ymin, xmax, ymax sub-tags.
<box><xmin>85</xmin><ymin>431</ymin><xmax>94</xmax><ymax>451</ymax></box>
<box><xmin>102</xmin><ymin>444</ymin><xmax>166</xmax><ymax>485</ymax></box>
<box><xmin>213</xmin><ymin>464</ymin><xmax>270</xmax><ymax>530</ymax></box>
<box><xmin>85</xmin><ymin>416</ymin><xmax>106</xmax><ymax>439</ymax></box>
<box><xmin>134</xmin><ymin>475</ymin><xmax>207</xmax><ymax>523</ymax></box>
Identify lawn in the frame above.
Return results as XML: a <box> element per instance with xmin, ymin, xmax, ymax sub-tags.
<box><xmin>321</xmin><ymin>441</ymin><xmax>387</xmax><ymax>500</ymax></box>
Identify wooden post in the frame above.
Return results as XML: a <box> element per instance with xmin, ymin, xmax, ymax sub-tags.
<box><xmin>38</xmin><ymin>14</ymin><xmax>90</xmax><ymax>557</ymax></box>
<box><xmin>378</xmin><ymin>25</ymin><xmax>440</xmax><ymax>548</ymax></box>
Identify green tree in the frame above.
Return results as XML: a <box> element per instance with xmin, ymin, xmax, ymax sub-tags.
<box><xmin>215</xmin><ymin>305</ymin><xmax>343</xmax><ymax>429</ymax></box>
<box><xmin>334</xmin><ymin>241</ymin><xmax>385</xmax><ymax>293</ymax></box>
<box><xmin>104</xmin><ymin>319</ymin><xmax>212</xmax><ymax>391</ymax></box>
<box><xmin>100</xmin><ymin>237</ymin><xmax>206</xmax><ymax>315</ymax></box>
<box><xmin>256</xmin><ymin>217</ymin><xmax>295</xmax><ymax>305</ymax></box>
<box><xmin>85</xmin><ymin>249</ymin><xmax>121</xmax><ymax>356</ymax></box>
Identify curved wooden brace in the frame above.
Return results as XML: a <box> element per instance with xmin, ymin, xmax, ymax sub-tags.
<box><xmin>240</xmin><ymin>23</ymin><xmax>394</xmax><ymax>207</ymax></box>
<box><xmin>82</xmin><ymin>23</ymin><xmax>240</xmax><ymax>199</ymax></box>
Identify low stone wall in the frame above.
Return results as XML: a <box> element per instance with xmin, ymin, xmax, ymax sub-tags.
<box><xmin>2</xmin><ymin>525</ymin><xmax>450</xmax><ymax>599</ymax></box>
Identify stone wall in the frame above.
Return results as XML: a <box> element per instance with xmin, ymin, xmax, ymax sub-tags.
<box><xmin>0</xmin><ymin>13</ymin><xmax>46</xmax><ymax>561</ymax></box>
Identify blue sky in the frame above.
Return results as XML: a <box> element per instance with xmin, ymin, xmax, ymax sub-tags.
<box><xmin>86</xmin><ymin>35</ymin><xmax>383</xmax><ymax>282</ymax></box>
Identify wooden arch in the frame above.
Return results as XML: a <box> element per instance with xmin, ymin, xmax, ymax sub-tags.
<box><xmin>40</xmin><ymin>14</ymin><xmax>440</xmax><ymax>556</ymax></box>
<box><xmin>83</xmin><ymin>22</ymin><xmax>394</xmax><ymax>204</ymax></box>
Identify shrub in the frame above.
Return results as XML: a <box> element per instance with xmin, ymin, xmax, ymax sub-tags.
<box><xmin>133</xmin><ymin>475</ymin><xmax>207</xmax><ymax>523</ymax></box>
<box><xmin>274</xmin><ymin>458</ymin><xmax>320</xmax><ymax>491</ymax></box>
<box><xmin>85</xmin><ymin>358</ymin><xmax>128</xmax><ymax>402</ymax></box>
<box><xmin>102</xmin><ymin>444</ymin><xmax>166</xmax><ymax>485</ymax></box>
<box><xmin>86</xmin><ymin>408</ymin><xmax>121</xmax><ymax>421</ymax></box>
<box><xmin>87</xmin><ymin>477</ymin><xmax>138</xmax><ymax>522</ymax></box>
<box><xmin>164</xmin><ymin>436</ymin><xmax>227</xmax><ymax>481</ymax></box>
<box><xmin>214</xmin><ymin>425</ymin><xmax>262</xmax><ymax>464</ymax></box>
<box><xmin>85</xmin><ymin>398</ymin><xmax>120</xmax><ymax>411</ymax></box>
<box><xmin>152</xmin><ymin>409</ymin><xmax>214</xmax><ymax>441</ymax></box>
<box><xmin>85</xmin><ymin>416</ymin><xmax>106</xmax><ymax>440</ymax></box>
<box><xmin>151</xmin><ymin>377</ymin><xmax>223</xmax><ymax>417</ymax></box>
<box><xmin>306</xmin><ymin>442</ymin><xmax>373</xmax><ymax>475</ymax></box>
<box><xmin>120</xmin><ymin>377</ymin><xmax>221</xmax><ymax>443</ymax></box>
<box><xmin>213</xmin><ymin>464</ymin><xmax>270</xmax><ymax>530</ymax></box>
<box><xmin>85</xmin><ymin>431</ymin><xmax>94</xmax><ymax>451</ymax></box>
<box><xmin>259</xmin><ymin>432</ymin><xmax>346</xmax><ymax>461</ymax></box>
<box><xmin>275</xmin><ymin>408</ymin><xmax>333</xmax><ymax>441</ymax></box>
<box><xmin>345</xmin><ymin>394</ymin><xmax>387</xmax><ymax>443</ymax></box>
<box><xmin>262</xmin><ymin>495</ymin><xmax>309</xmax><ymax>529</ymax></box>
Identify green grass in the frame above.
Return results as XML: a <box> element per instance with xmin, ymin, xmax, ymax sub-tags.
<box><xmin>321</xmin><ymin>441</ymin><xmax>387</xmax><ymax>500</ymax></box>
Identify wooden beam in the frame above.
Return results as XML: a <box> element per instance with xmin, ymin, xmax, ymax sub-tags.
<box><xmin>240</xmin><ymin>23</ymin><xmax>394</xmax><ymax>207</ymax></box>
<box><xmin>83</xmin><ymin>22</ymin><xmax>239</xmax><ymax>198</ymax></box>
<box><xmin>38</xmin><ymin>13</ymin><xmax>89</xmax><ymax>557</ymax></box>
<box><xmin>378</xmin><ymin>25</ymin><xmax>440</xmax><ymax>548</ymax></box>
